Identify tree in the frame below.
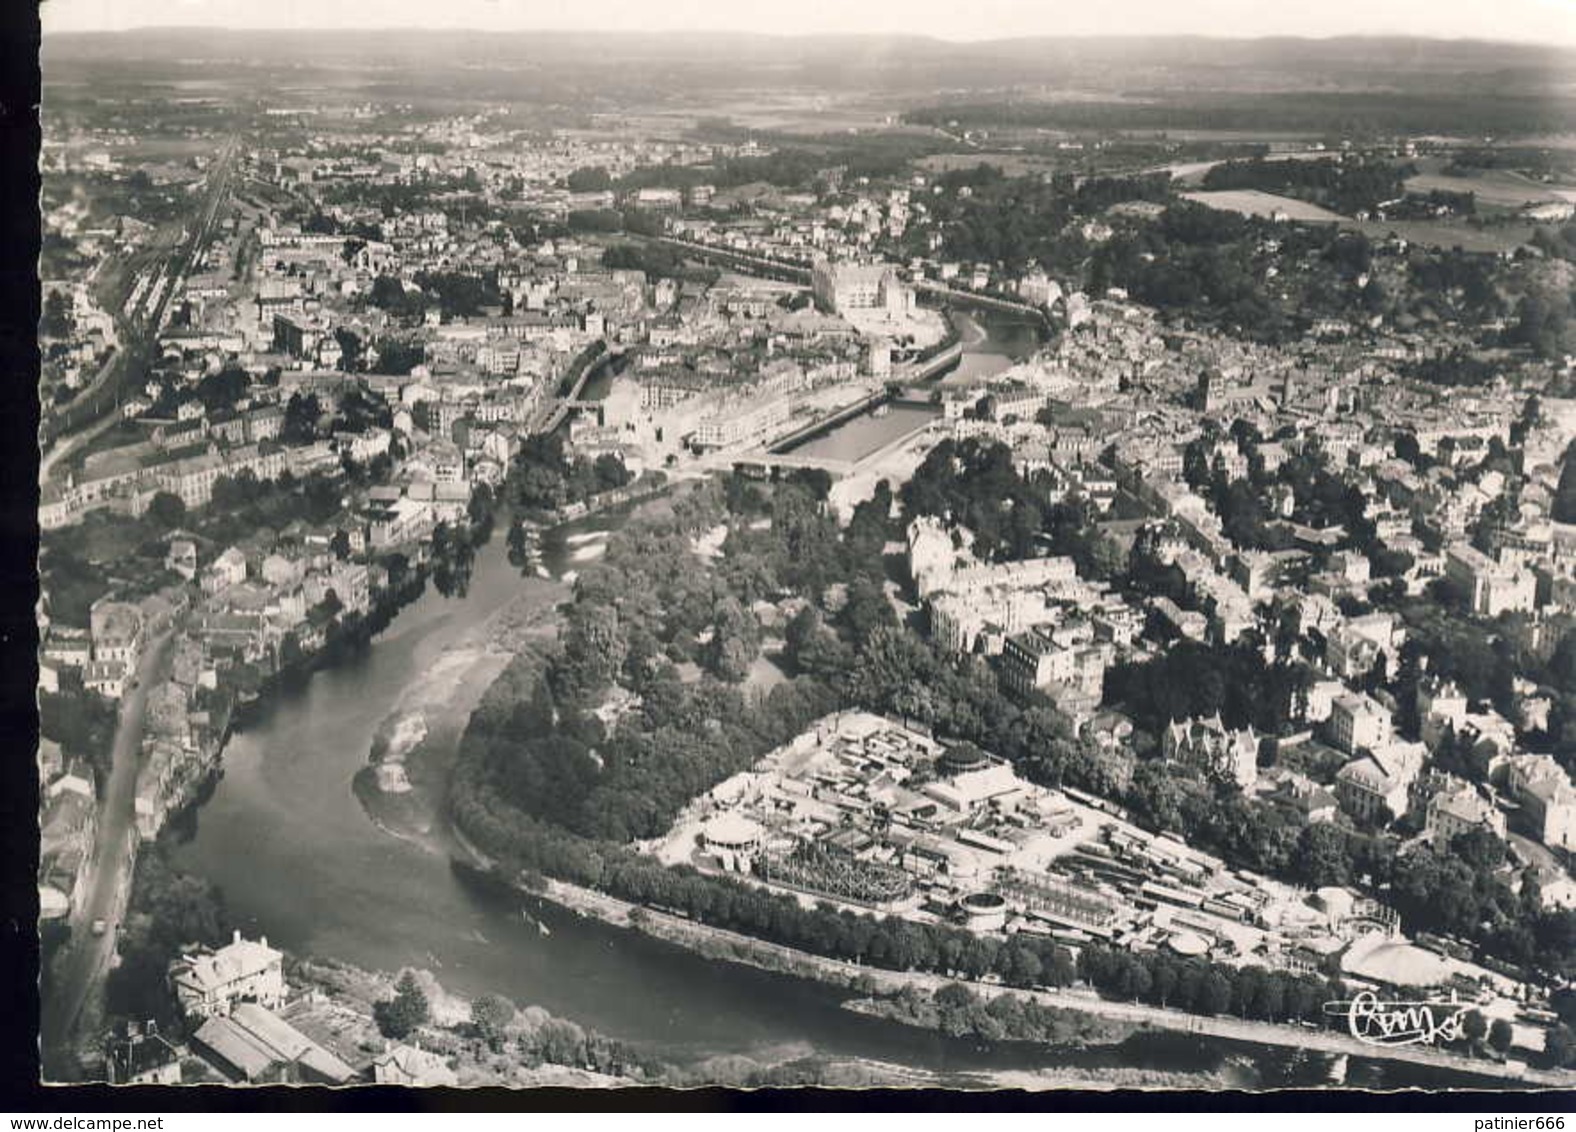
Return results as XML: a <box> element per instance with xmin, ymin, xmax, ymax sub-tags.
<box><xmin>1292</xmin><ymin>823</ymin><xmax>1353</xmax><ymax>888</ymax></box>
<box><xmin>506</xmin><ymin>517</ymin><xmax>535</xmax><ymax>576</ymax></box>
<box><xmin>1461</xmin><ymin>1008</ymin><xmax>1488</xmax><ymax>1050</ymax></box>
<box><xmin>196</xmin><ymin>365</ymin><xmax>250</xmax><ymax>414</ymax></box>
<box><xmin>1451</xmin><ymin>827</ymin><xmax>1505</xmax><ymax>871</ymax></box>
<box><xmin>705</xmin><ymin>595</ymin><xmax>761</xmax><ymax>683</ymax></box>
<box><xmin>330</xmin><ymin>529</ymin><xmax>352</xmax><ymax>560</ymax></box>
<box><xmin>42</xmin><ymin>289</ymin><xmax>74</xmax><ymax>338</ymax></box>
<box><xmin>374</xmin><ymin>971</ymin><xmax>430</xmax><ymax>1039</ymax></box>
<box><xmin>1547</xmin><ymin>1023</ymin><xmax>1576</xmax><ymax>1069</ymax></box>
<box><xmin>282</xmin><ymin>393</ymin><xmax>322</xmax><ymax>444</ymax></box>
<box><xmin>1196</xmin><ymin>970</ymin><xmax>1233</xmax><ymax>1016</ymax></box>
<box><xmin>147</xmin><ymin>491</ymin><xmax>187</xmax><ymax>530</ymax></box>
<box><xmin>471</xmin><ymin>992</ymin><xmax>516</xmax><ymax>1052</ymax></box>
<box><xmin>1488</xmin><ymin>1017</ymin><xmax>1515</xmax><ymax>1055</ymax></box>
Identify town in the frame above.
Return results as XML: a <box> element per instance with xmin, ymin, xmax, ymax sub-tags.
<box><xmin>32</xmin><ymin>27</ymin><xmax>1576</xmax><ymax>1090</ymax></box>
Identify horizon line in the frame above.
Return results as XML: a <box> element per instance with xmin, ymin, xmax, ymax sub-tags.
<box><xmin>39</xmin><ymin>24</ymin><xmax>1576</xmax><ymax>49</ymax></box>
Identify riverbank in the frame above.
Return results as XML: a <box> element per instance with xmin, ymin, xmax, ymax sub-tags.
<box><xmin>276</xmin><ymin>954</ymin><xmax>644</xmax><ymax>1088</ymax></box>
<box><xmin>354</xmin><ymin>589</ymin><xmax>565</xmax><ymax>847</ymax></box>
<box><xmin>456</xmin><ymin>855</ymin><xmax>1569</xmax><ymax>1090</ymax></box>
<box><xmin>230</xmin><ymin>570</ymin><xmax>429</xmax><ymax>729</ymax></box>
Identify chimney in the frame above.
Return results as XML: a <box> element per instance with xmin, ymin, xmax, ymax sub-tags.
<box><xmin>260</xmin><ymin>936</ymin><xmax>268</xmax><ymax>949</ymax></box>
<box><xmin>232</xmin><ymin>929</ymin><xmax>242</xmax><ymax>945</ymax></box>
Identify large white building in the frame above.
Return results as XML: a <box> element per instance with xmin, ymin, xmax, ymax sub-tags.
<box><xmin>810</xmin><ymin>256</ymin><xmax>911</xmax><ymax>318</ymax></box>
<box><xmin>170</xmin><ymin>932</ymin><xmax>286</xmax><ymax>1020</ymax></box>
<box><xmin>1502</xmin><ymin>753</ymin><xmax>1576</xmax><ymax>851</ymax></box>
<box><xmin>1328</xmin><ymin>692</ymin><xmax>1392</xmax><ymax>755</ymax></box>
<box><xmin>1335</xmin><ymin>740</ymin><xmax>1425</xmax><ymax>824</ymax></box>
<box><xmin>1445</xmin><ymin>542</ymin><xmax>1537</xmax><ymax>617</ymax></box>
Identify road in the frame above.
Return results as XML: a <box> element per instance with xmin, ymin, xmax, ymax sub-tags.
<box><xmin>40</xmin><ymin>629</ymin><xmax>176</xmax><ymax>1081</ymax></box>
<box><xmin>39</xmin><ymin>406</ymin><xmax>120</xmax><ymax>486</ymax></box>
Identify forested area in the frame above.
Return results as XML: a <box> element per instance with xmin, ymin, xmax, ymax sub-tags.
<box><xmin>902</xmin><ymin>438</ymin><xmax>1123</xmax><ymax>578</ymax></box>
<box><xmin>897</xmin><ymin>170</ymin><xmax>1171</xmax><ymax>277</ymax></box>
<box><xmin>1088</xmin><ymin>204</ymin><xmax>1293</xmax><ymax>339</ymax></box>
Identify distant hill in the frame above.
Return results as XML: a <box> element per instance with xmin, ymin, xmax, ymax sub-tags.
<box><xmin>42</xmin><ymin>28</ymin><xmax>1576</xmax><ymax>89</ymax></box>
<box><xmin>39</xmin><ymin>29</ymin><xmax>1576</xmax><ymax>134</ymax></box>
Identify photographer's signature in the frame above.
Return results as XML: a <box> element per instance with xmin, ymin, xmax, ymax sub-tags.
<box><xmin>1323</xmin><ymin>990</ymin><xmax>1468</xmax><ymax>1046</ymax></box>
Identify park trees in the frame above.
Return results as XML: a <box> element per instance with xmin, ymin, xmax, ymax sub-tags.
<box><xmin>470</xmin><ymin>993</ymin><xmax>517</xmax><ymax>1052</ymax></box>
<box><xmin>374</xmin><ymin>971</ymin><xmax>431</xmax><ymax>1039</ymax></box>
<box><xmin>147</xmin><ymin>491</ymin><xmax>187</xmax><ymax>530</ymax></box>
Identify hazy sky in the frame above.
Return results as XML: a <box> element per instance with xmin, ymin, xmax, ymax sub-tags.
<box><xmin>39</xmin><ymin>0</ymin><xmax>1576</xmax><ymax>45</ymax></box>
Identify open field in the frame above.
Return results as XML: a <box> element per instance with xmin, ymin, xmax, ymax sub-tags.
<box><xmin>1405</xmin><ymin>170</ymin><xmax>1573</xmax><ymax>208</ymax></box>
<box><xmin>1180</xmin><ymin>189</ymin><xmax>1345</xmax><ymax>222</ymax></box>
<box><xmin>1176</xmin><ymin>186</ymin><xmax>1545</xmax><ymax>252</ymax></box>
<box><xmin>1343</xmin><ymin>218</ymin><xmax>1540</xmax><ymax>253</ymax></box>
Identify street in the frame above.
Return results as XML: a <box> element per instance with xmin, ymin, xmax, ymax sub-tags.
<box><xmin>39</xmin><ymin>629</ymin><xmax>175</xmax><ymax>1081</ymax></box>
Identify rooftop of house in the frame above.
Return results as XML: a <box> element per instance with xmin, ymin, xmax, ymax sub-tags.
<box><xmin>172</xmin><ymin>932</ymin><xmax>282</xmax><ymax>995</ymax></box>
<box><xmin>107</xmin><ymin>1028</ymin><xmax>181</xmax><ymax>1082</ymax></box>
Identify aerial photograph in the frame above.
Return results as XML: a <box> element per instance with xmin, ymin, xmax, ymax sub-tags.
<box><xmin>24</xmin><ymin>0</ymin><xmax>1576</xmax><ymax>1100</ymax></box>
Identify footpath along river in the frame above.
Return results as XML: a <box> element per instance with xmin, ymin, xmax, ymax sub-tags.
<box><xmin>167</xmin><ymin>319</ymin><xmax>1516</xmax><ymax>1089</ymax></box>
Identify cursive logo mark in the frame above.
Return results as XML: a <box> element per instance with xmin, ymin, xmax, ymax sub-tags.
<box><xmin>1323</xmin><ymin>990</ymin><xmax>1468</xmax><ymax>1047</ymax></box>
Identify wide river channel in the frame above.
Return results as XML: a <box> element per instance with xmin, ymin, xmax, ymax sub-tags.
<box><xmin>169</xmin><ymin>315</ymin><xmax>1503</xmax><ymax>1088</ymax></box>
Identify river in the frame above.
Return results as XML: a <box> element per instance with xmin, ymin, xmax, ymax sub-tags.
<box><xmin>167</xmin><ymin>519</ymin><xmax>1174</xmax><ymax>1082</ymax></box>
<box><xmin>945</xmin><ymin>310</ymin><xmax>1043</xmax><ymax>384</ymax></box>
<box><xmin>164</xmin><ymin>321</ymin><xmax>1513</xmax><ymax>1090</ymax></box>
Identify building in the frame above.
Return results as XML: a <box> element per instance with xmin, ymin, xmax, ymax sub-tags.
<box><xmin>1445</xmin><ymin>542</ymin><xmax>1537</xmax><ymax>617</ymax></box>
<box><xmin>999</xmin><ymin>625</ymin><xmax>1111</xmax><ymax>705</ymax></box>
<box><xmin>205</xmin><ymin>546</ymin><xmax>248</xmax><ymax>593</ymax></box>
<box><xmin>371</xmin><ymin>1043</ymin><xmax>458</xmax><ymax>1087</ymax></box>
<box><xmin>367</xmin><ymin>497</ymin><xmax>434</xmax><ymax>549</ymax></box>
<box><xmin>272</xmin><ymin>313</ymin><xmax>322</xmax><ymax>359</ymax></box>
<box><xmin>89</xmin><ymin>599</ymin><xmax>143</xmax><ymax>666</ymax></box>
<box><xmin>689</xmin><ymin>393</ymin><xmax>794</xmax><ymax>451</ymax></box>
<box><xmin>191</xmin><ymin>1003</ymin><xmax>355</xmax><ymax>1085</ymax></box>
<box><xmin>1425</xmin><ymin>780</ymin><xmax>1506</xmax><ymax>851</ymax></box>
<box><xmin>106</xmin><ymin>1024</ymin><xmax>183</xmax><ymax>1085</ymax></box>
<box><xmin>166</xmin><ymin>538</ymin><xmax>198</xmax><ymax>580</ymax></box>
<box><xmin>920</xmin><ymin>747</ymin><xmax>1025</xmax><ymax>812</ymax></box>
<box><xmin>1162</xmin><ymin>715</ymin><xmax>1259</xmax><ymax>789</ymax></box>
<box><xmin>702</xmin><ymin>812</ymin><xmax>764</xmax><ymax>873</ymax></box>
<box><xmin>170</xmin><ymin>931</ymin><xmax>286</xmax><ymax>1020</ymax></box>
<box><xmin>1328</xmin><ymin>693</ymin><xmax>1392</xmax><ymax>755</ymax></box>
<box><xmin>1335</xmin><ymin>741</ymin><xmax>1425</xmax><ymax>824</ymax></box>
<box><xmin>810</xmin><ymin>256</ymin><xmax>910</xmax><ymax>317</ymax></box>
<box><xmin>1502</xmin><ymin>753</ymin><xmax>1576</xmax><ymax>851</ymax></box>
